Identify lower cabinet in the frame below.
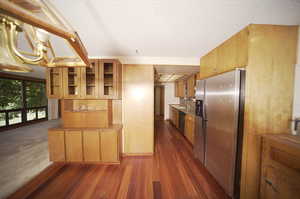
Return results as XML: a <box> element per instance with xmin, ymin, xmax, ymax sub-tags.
<box><xmin>170</xmin><ymin>107</ymin><xmax>179</xmax><ymax>128</ymax></box>
<box><xmin>185</xmin><ymin>114</ymin><xmax>195</xmax><ymax>145</ymax></box>
<box><xmin>260</xmin><ymin>134</ymin><xmax>300</xmax><ymax>199</ymax></box>
<box><xmin>48</xmin><ymin>130</ymin><xmax>65</xmax><ymax>162</ymax></box>
<box><xmin>83</xmin><ymin>130</ymin><xmax>100</xmax><ymax>162</ymax></box>
<box><xmin>101</xmin><ymin>129</ymin><xmax>119</xmax><ymax>162</ymax></box>
<box><xmin>48</xmin><ymin>126</ymin><xmax>121</xmax><ymax>164</ymax></box>
<box><xmin>65</xmin><ymin>130</ymin><xmax>83</xmax><ymax>162</ymax></box>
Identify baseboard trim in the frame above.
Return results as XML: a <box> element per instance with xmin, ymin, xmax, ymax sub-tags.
<box><xmin>122</xmin><ymin>153</ymin><xmax>153</xmax><ymax>157</ymax></box>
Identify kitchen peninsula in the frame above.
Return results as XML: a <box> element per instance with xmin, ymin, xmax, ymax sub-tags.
<box><xmin>47</xmin><ymin>59</ymin><xmax>123</xmax><ymax>164</ymax></box>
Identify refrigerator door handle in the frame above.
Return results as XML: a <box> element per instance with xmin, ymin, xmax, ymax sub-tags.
<box><xmin>203</xmin><ymin>101</ymin><xmax>207</xmax><ymax>121</ymax></box>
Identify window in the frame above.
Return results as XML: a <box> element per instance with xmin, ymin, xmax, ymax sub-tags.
<box><xmin>0</xmin><ymin>75</ymin><xmax>47</xmax><ymax>130</ymax></box>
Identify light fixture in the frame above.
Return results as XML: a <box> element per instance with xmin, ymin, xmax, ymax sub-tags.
<box><xmin>0</xmin><ymin>0</ymin><xmax>89</xmax><ymax>73</ymax></box>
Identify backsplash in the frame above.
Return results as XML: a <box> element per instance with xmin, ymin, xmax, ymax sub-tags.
<box><xmin>180</xmin><ymin>97</ymin><xmax>196</xmax><ymax>114</ymax></box>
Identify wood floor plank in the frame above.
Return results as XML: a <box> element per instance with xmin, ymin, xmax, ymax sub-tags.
<box><xmin>8</xmin><ymin>120</ymin><xmax>229</xmax><ymax>199</ymax></box>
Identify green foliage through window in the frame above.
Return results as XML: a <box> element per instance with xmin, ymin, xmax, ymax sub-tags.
<box><xmin>0</xmin><ymin>77</ymin><xmax>48</xmax><ymax>129</ymax></box>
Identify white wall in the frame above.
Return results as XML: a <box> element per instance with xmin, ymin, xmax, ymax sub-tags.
<box><xmin>162</xmin><ymin>82</ymin><xmax>180</xmax><ymax>120</ymax></box>
<box><xmin>292</xmin><ymin>28</ymin><xmax>300</xmax><ymax>134</ymax></box>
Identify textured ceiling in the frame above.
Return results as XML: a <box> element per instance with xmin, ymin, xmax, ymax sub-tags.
<box><xmin>52</xmin><ymin>0</ymin><xmax>300</xmax><ymax>60</ymax></box>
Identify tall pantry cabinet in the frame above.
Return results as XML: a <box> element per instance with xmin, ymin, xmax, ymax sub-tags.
<box><xmin>199</xmin><ymin>24</ymin><xmax>298</xmax><ymax>199</ymax></box>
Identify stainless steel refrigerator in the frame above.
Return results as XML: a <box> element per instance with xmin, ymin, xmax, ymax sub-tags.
<box><xmin>194</xmin><ymin>69</ymin><xmax>245</xmax><ymax>198</ymax></box>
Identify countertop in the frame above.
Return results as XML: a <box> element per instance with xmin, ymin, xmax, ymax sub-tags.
<box><xmin>169</xmin><ymin>104</ymin><xmax>196</xmax><ymax>116</ymax></box>
<box><xmin>49</xmin><ymin>124</ymin><xmax>123</xmax><ymax>132</ymax></box>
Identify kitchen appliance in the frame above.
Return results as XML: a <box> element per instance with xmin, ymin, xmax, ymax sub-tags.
<box><xmin>179</xmin><ymin>111</ymin><xmax>186</xmax><ymax>134</ymax></box>
<box><xmin>194</xmin><ymin>69</ymin><xmax>245</xmax><ymax>198</ymax></box>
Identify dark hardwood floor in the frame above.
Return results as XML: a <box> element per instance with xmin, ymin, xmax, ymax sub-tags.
<box><xmin>8</xmin><ymin>120</ymin><xmax>229</xmax><ymax>199</ymax></box>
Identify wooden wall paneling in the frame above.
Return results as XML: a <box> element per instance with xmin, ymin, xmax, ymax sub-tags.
<box><xmin>100</xmin><ymin>129</ymin><xmax>119</xmax><ymax>162</ymax></box>
<box><xmin>82</xmin><ymin>130</ymin><xmax>100</xmax><ymax>161</ymax></box>
<box><xmin>236</xmin><ymin>28</ymin><xmax>249</xmax><ymax>67</ymax></box>
<box><xmin>65</xmin><ymin>130</ymin><xmax>83</xmax><ymax>162</ymax></box>
<box><xmin>112</xmin><ymin>100</ymin><xmax>122</xmax><ymax>124</ymax></box>
<box><xmin>123</xmin><ymin>65</ymin><xmax>154</xmax><ymax>154</ymax></box>
<box><xmin>240</xmin><ymin>24</ymin><xmax>298</xmax><ymax>199</ymax></box>
<box><xmin>48</xmin><ymin>130</ymin><xmax>65</xmax><ymax>161</ymax></box>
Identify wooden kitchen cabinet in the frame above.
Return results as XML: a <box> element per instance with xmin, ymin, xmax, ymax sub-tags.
<box><xmin>187</xmin><ymin>75</ymin><xmax>196</xmax><ymax>97</ymax></box>
<box><xmin>61</xmin><ymin>99</ymin><xmax>112</xmax><ymax>128</ymax></box>
<box><xmin>169</xmin><ymin>106</ymin><xmax>179</xmax><ymax>128</ymax></box>
<box><xmin>80</xmin><ymin>59</ymin><xmax>99</xmax><ymax>99</ymax></box>
<box><xmin>101</xmin><ymin>129</ymin><xmax>120</xmax><ymax>162</ymax></box>
<box><xmin>175</xmin><ymin>80</ymin><xmax>185</xmax><ymax>98</ymax></box>
<box><xmin>46</xmin><ymin>67</ymin><xmax>63</xmax><ymax>98</ymax></box>
<box><xmin>184</xmin><ymin>113</ymin><xmax>195</xmax><ymax>145</ymax></box>
<box><xmin>175</xmin><ymin>81</ymin><xmax>179</xmax><ymax>97</ymax></box>
<box><xmin>99</xmin><ymin>59</ymin><xmax>122</xmax><ymax>99</ymax></box>
<box><xmin>63</xmin><ymin>67</ymin><xmax>81</xmax><ymax>99</ymax></box>
<box><xmin>46</xmin><ymin>59</ymin><xmax>122</xmax><ymax>99</ymax></box>
<box><xmin>260</xmin><ymin>134</ymin><xmax>300</xmax><ymax>199</ymax></box>
<box><xmin>65</xmin><ymin>130</ymin><xmax>83</xmax><ymax>162</ymax></box>
<box><xmin>48</xmin><ymin>130</ymin><xmax>65</xmax><ymax>161</ymax></box>
<box><xmin>48</xmin><ymin>125</ymin><xmax>122</xmax><ymax>164</ymax></box>
<box><xmin>198</xmin><ymin>25</ymin><xmax>298</xmax><ymax>199</ymax></box>
<box><xmin>83</xmin><ymin>130</ymin><xmax>100</xmax><ymax>162</ymax></box>
<box><xmin>200</xmin><ymin>28</ymin><xmax>248</xmax><ymax>79</ymax></box>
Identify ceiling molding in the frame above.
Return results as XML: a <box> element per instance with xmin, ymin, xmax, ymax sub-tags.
<box><xmin>89</xmin><ymin>56</ymin><xmax>200</xmax><ymax>65</ymax></box>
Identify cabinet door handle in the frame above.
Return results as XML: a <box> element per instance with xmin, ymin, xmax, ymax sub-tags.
<box><xmin>265</xmin><ymin>178</ymin><xmax>279</xmax><ymax>193</ymax></box>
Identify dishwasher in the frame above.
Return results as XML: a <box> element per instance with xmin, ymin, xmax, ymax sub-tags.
<box><xmin>178</xmin><ymin>111</ymin><xmax>186</xmax><ymax>135</ymax></box>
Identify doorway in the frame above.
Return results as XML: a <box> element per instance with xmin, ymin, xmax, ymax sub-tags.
<box><xmin>154</xmin><ymin>85</ymin><xmax>165</xmax><ymax>120</ymax></box>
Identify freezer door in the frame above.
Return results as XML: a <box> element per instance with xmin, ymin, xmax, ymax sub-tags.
<box><xmin>195</xmin><ymin>80</ymin><xmax>205</xmax><ymax>100</ymax></box>
<box><xmin>204</xmin><ymin>70</ymin><xmax>241</xmax><ymax>198</ymax></box>
<box><xmin>194</xmin><ymin>80</ymin><xmax>206</xmax><ymax>163</ymax></box>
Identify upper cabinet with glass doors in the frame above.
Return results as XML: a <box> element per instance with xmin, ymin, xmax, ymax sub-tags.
<box><xmin>46</xmin><ymin>59</ymin><xmax>122</xmax><ymax>99</ymax></box>
<box><xmin>81</xmin><ymin>59</ymin><xmax>99</xmax><ymax>99</ymax></box>
<box><xmin>46</xmin><ymin>68</ymin><xmax>63</xmax><ymax>98</ymax></box>
<box><xmin>63</xmin><ymin>67</ymin><xmax>81</xmax><ymax>99</ymax></box>
<box><xmin>99</xmin><ymin>59</ymin><xmax>122</xmax><ymax>99</ymax></box>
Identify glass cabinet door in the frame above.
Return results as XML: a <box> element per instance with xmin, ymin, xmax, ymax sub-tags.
<box><xmin>63</xmin><ymin>67</ymin><xmax>81</xmax><ymax>98</ymax></box>
<box><xmin>46</xmin><ymin>68</ymin><xmax>63</xmax><ymax>98</ymax></box>
<box><xmin>99</xmin><ymin>60</ymin><xmax>117</xmax><ymax>99</ymax></box>
<box><xmin>81</xmin><ymin>60</ymin><xmax>99</xmax><ymax>99</ymax></box>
